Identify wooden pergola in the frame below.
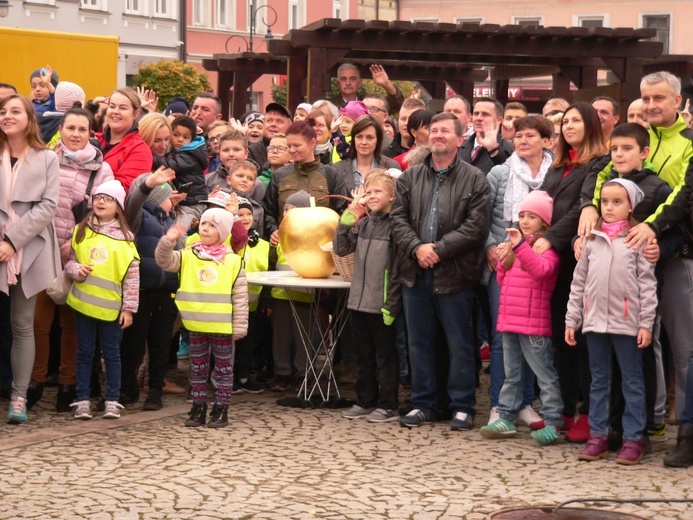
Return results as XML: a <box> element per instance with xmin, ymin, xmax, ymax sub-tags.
<box><xmin>204</xmin><ymin>18</ymin><xmax>665</xmax><ymax>118</ymax></box>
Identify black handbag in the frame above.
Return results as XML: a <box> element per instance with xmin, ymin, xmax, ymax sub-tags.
<box><xmin>71</xmin><ymin>170</ymin><xmax>98</xmax><ymax>223</ymax></box>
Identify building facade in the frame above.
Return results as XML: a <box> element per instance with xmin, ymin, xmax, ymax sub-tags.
<box><xmin>0</xmin><ymin>0</ymin><xmax>182</xmax><ymax>90</ymax></box>
<box><xmin>186</xmin><ymin>0</ymin><xmax>358</xmax><ymax>113</ymax></box>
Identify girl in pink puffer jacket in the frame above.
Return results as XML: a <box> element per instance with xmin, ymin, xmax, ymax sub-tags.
<box><xmin>480</xmin><ymin>189</ymin><xmax>564</xmax><ymax>447</ymax></box>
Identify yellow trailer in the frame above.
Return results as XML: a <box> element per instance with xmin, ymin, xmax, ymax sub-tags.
<box><xmin>0</xmin><ymin>27</ymin><xmax>118</xmax><ymax>101</ymax></box>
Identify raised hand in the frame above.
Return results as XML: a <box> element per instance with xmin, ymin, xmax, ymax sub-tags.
<box><xmin>147</xmin><ymin>166</ymin><xmax>176</xmax><ymax>188</ymax></box>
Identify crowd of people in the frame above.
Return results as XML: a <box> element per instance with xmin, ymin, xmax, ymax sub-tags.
<box><xmin>1</xmin><ymin>62</ymin><xmax>693</xmax><ymax>469</ymax></box>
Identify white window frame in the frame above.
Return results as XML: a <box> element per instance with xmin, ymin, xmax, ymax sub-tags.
<box><xmin>639</xmin><ymin>12</ymin><xmax>673</xmax><ymax>55</ymax></box>
<box><xmin>410</xmin><ymin>17</ymin><xmax>441</xmax><ymax>23</ymax></box>
<box><xmin>154</xmin><ymin>0</ymin><xmax>173</xmax><ymax>18</ymax></box>
<box><xmin>288</xmin><ymin>0</ymin><xmax>306</xmax><ymax>30</ymax></box>
<box><xmin>124</xmin><ymin>0</ymin><xmax>146</xmax><ymax>16</ymax></box>
<box><xmin>453</xmin><ymin>16</ymin><xmax>485</xmax><ymax>25</ymax></box>
<box><xmin>572</xmin><ymin>13</ymin><xmax>610</xmax><ymax>28</ymax></box>
<box><xmin>192</xmin><ymin>0</ymin><xmax>206</xmax><ymax>27</ymax></box>
<box><xmin>332</xmin><ymin>0</ymin><xmax>346</xmax><ymax>20</ymax></box>
<box><xmin>81</xmin><ymin>0</ymin><xmax>107</xmax><ymax>10</ymax></box>
<box><xmin>30</xmin><ymin>0</ymin><xmax>56</xmax><ymax>5</ymax></box>
<box><xmin>215</xmin><ymin>0</ymin><xmax>229</xmax><ymax>28</ymax></box>
<box><xmin>511</xmin><ymin>15</ymin><xmax>545</xmax><ymax>27</ymax></box>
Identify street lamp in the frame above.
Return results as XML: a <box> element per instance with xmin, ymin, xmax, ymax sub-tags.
<box><xmin>224</xmin><ymin>1</ymin><xmax>277</xmax><ymax>111</ymax></box>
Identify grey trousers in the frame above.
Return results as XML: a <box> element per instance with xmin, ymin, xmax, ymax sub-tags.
<box><xmin>10</xmin><ymin>281</ymin><xmax>38</xmax><ymax>399</ymax></box>
<box><xmin>660</xmin><ymin>257</ymin><xmax>693</xmax><ymax>421</ymax></box>
<box><xmin>271</xmin><ymin>298</ymin><xmax>312</xmax><ymax>378</ymax></box>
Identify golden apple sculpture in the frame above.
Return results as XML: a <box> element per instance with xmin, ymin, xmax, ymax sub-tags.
<box><xmin>278</xmin><ymin>200</ymin><xmax>339</xmax><ymax>278</ymax></box>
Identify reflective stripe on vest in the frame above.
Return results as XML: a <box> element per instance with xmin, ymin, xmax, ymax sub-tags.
<box><xmin>176</xmin><ymin>249</ymin><xmax>242</xmax><ymax>334</ymax></box>
<box><xmin>66</xmin><ymin>228</ymin><xmax>139</xmax><ymax>321</ymax></box>
<box><xmin>270</xmin><ymin>244</ymin><xmax>314</xmax><ymax>303</ymax></box>
<box><xmin>242</xmin><ymin>239</ymin><xmax>270</xmax><ymax>311</ymax></box>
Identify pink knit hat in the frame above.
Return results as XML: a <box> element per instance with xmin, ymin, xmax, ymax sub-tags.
<box><xmin>55</xmin><ymin>82</ymin><xmax>86</xmax><ymax>112</ymax></box>
<box><xmin>518</xmin><ymin>190</ymin><xmax>553</xmax><ymax>226</ymax></box>
<box><xmin>339</xmin><ymin>100</ymin><xmax>370</xmax><ymax>122</ymax></box>
<box><xmin>93</xmin><ymin>180</ymin><xmax>126</xmax><ymax>210</ymax></box>
<box><xmin>200</xmin><ymin>208</ymin><xmax>235</xmax><ymax>243</ymax></box>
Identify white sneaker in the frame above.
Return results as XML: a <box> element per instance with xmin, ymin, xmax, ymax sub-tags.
<box><xmin>487</xmin><ymin>407</ymin><xmax>500</xmax><ymax>426</ymax></box>
<box><xmin>103</xmin><ymin>400</ymin><xmax>124</xmax><ymax>419</ymax></box>
<box><xmin>71</xmin><ymin>400</ymin><xmax>92</xmax><ymax>420</ymax></box>
<box><xmin>341</xmin><ymin>405</ymin><xmax>375</xmax><ymax>419</ymax></box>
<box><xmin>517</xmin><ymin>404</ymin><xmax>544</xmax><ymax>429</ymax></box>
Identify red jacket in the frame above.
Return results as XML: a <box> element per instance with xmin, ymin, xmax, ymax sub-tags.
<box><xmin>96</xmin><ymin>129</ymin><xmax>153</xmax><ymax>193</ymax></box>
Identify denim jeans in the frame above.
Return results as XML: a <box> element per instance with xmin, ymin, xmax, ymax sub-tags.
<box><xmin>586</xmin><ymin>332</ymin><xmax>645</xmax><ymax>441</ymax></box>
<box><xmin>402</xmin><ymin>270</ymin><xmax>477</xmax><ymax>417</ymax></box>
<box><xmin>487</xmin><ymin>273</ymin><xmax>535</xmax><ymax>408</ymax></box>
<box><xmin>497</xmin><ymin>333</ymin><xmax>563</xmax><ymax>426</ymax></box>
<box><xmin>75</xmin><ymin>312</ymin><xmax>123</xmax><ymax>402</ymax></box>
<box><xmin>395</xmin><ymin>316</ymin><xmax>409</xmax><ymax>381</ymax></box>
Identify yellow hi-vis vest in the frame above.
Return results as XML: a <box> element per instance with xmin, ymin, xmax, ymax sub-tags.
<box><xmin>241</xmin><ymin>239</ymin><xmax>269</xmax><ymax>312</ymax></box>
<box><xmin>271</xmin><ymin>244</ymin><xmax>314</xmax><ymax>303</ymax></box>
<box><xmin>176</xmin><ymin>249</ymin><xmax>242</xmax><ymax>334</ymax></box>
<box><xmin>66</xmin><ymin>228</ymin><xmax>139</xmax><ymax>321</ymax></box>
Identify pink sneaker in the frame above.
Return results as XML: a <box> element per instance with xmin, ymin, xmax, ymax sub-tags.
<box><xmin>578</xmin><ymin>435</ymin><xmax>609</xmax><ymax>461</ymax></box>
<box><xmin>615</xmin><ymin>440</ymin><xmax>644</xmax><ymax>465</ymax></box>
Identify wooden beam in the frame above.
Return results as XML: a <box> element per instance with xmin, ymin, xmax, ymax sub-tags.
<box><xmin>552</xmin><ymin>72</ymin><xmax>572</xmax><ymax>100</ymax></box>
<box><xmin>286</xmin><ymin>52</ymin><xmax>307</xmax><ymax>112</ymax></box>
<box><xmin>493</xmin><ymin>78</ymin><xmax>510</xmax><ymax>105</ymax></box>
<box><xmin>218</xmin><ymin>71</ymin><xmax>233</xmax><ymax>121</ymax></box>
<box><xmin>307</xmin><ymin>47</ymin><xmax>328</xmax><ymax>103</ymax></box>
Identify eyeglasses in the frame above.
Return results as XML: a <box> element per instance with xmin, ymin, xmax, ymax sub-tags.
<box><xmin>368</xmin><ymin>106</ymin><xmax>387</xmax><ymax>115</ymax></box>
<box><xmin>93</xmin><ymin>194</ymin><xmax>116</xmax><ymax>203</ymax></box>
<box><xmin>268</xmin><ymin>146</ymin><xmax>288</xmax><ymax>153</ymax></box>
<box><xmin>208</xmin><ymin>135</ymin><xmax>222</xmax><ymax>142</ymax></box>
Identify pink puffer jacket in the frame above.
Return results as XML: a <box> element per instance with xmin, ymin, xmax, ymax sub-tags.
<box><xmin>496</xmin><ymin>239</ymin><xmax>560</xmax><ymax>337</ymax></box>
<box><xmin>53</xmin><ymin>142</ymin><xmax>114</xmax><ymax>254</ymax></box>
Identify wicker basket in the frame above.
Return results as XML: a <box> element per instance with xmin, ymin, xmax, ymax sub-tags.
<box><xmin>330</xmin><ymin>251</ymin><xmax>355</xmax><ymax>282</ymax></box>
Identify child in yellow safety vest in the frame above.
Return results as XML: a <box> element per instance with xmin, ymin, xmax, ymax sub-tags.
<box><xmin>64</xmin><ymin>180</ymin><xmax>140</xmax><ymax>421</ymax></box>
<box><xmin>156</xmin><ymin>208</ymin><xmax>248</xmax><ymax>428</ymax></box>
<box><xmin>270</xmin><ymin>190</ymin><xmax>315</xmax><ymax>393</ymax></box>
<box><xmin>233</xmin><ymin>197</ymin><xmax>269</xmax><ymax>393</ymax></box>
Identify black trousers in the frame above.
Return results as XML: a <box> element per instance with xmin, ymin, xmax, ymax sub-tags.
<box><xmin>120</xmin><ymin>288</ymin><xmax>178</xmax><ymax>395</ymax></box>
<box><xmin>351</xmin><ymin>310</ymin><xmax>399</xmax><ymax>410</ymax></box>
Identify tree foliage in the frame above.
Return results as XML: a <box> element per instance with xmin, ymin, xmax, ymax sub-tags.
<box><xmin>132</xmin><ymin>60</ymin><xmax>212</xmax><ymax>112</ymax></box>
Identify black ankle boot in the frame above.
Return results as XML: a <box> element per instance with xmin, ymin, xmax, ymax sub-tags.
<box><xmin>143</xmin><ymin>389</ymin><xmax>163</xmax><ymax>411</ymax></box>
<box><xmin>664</xmin><ymin>424</ymin><xmax>693</xmax><ymax>467</ymax></box>
<box><xmin>56</xmin><ymin>384</ymin><xmax>76</xmax><ymax>413</ymax></box>
<box><xmin>208</xmin><ymin>403</ymin><xmax>229</xmax><ymax>428</ymax></box>
<box><xmin>185</xmin><ymin>403</ymin><xmax>207</xmax><ymax>427</ymax></box>
<box><xmin>26</xmin><ymin>380</ymin><xmax>44</xmax><ymax>410</ymax></box>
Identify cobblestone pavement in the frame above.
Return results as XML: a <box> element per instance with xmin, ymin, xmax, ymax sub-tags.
<box><xmin>1</xmin><ymin>370</ymin><xmax>692</xmax><ymax>520</ymax></box>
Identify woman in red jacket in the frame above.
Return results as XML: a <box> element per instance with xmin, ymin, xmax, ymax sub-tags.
<box><xmin>96</xmin><ymin>88</ymin><xmax>153</xmax><ymax>193</ymax></box>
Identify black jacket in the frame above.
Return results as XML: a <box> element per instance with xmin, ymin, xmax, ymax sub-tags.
<box><xmin>458</xmin><ymin>136</ymin><xmax>514</xmax><ymax>174</ymax></box>
<box><xmin>153</xmin><ymin>138</ymin><xmax>209</xmax><ymax>206</ymax></box>
<box><xmin>541</xmin><ymin>154</ymin><xmax>612</xmax><ymax>255</ymax></box>
<box><xmin>390</xmin><ymin>154</ymin><xmax>490</xmax><ymax>293</ymax></box>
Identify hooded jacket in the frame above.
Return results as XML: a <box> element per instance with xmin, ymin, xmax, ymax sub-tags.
<box><xmin>153</xmin><ymin>135</ymin><xmax>209</xmax><ymax>206</ymax></box>
<box><xmin>565</xmin><ymin>228</ymin><xmax>657</xmax><ymax>336</ymax></box>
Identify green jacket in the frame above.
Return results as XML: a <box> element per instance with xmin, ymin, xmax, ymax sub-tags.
<box><xmin>590</xmin><ymin>115</ymin><xmax>693</xmax><ymax>236</ymax></box>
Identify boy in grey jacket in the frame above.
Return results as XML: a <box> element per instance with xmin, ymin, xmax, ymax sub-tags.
<box><xmin>334</xmin><ymin>169</ymin><xmax>402</xmax><ymax>423</ymax></box>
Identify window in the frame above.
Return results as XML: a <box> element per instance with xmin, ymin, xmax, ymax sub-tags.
<box><xmin>454</xmin><ymin>17</ymin><xmax>484</xmax><ymax>26</ymax></box>
<box><xmin>125</xmin><ymin>0</ymin><xmax>145</xmax><ymax>15</ymax></box>
<box><xmin>155</xmin><ymin>0</ymin><xmax>171</xmax><ymax>17</ymax></box>
<box><xmin>249</xmin><ymin>0</ymin><xmax>268</xmax><ymax>32</ymax></box>
<box><xmin>573</xmin><ymin>14</ymin><xmax>610</xmax><ymax>28</ymax></box>
<box><xmin>642</xmin><ymin>14</ymin><xmax>671</xmax><ymax>54</ymax></box>
<box><xmin>288</xmin><ymin>0</ymin><xmax>305</xmax><ymax>30</ymax></box>
<box><xmin>81</xmin><ymin>0</ymin><xmax>107</xmax><ymax>10</ymax></box>
<box><xmin>215</xmin><ymin>0</ymin><xmax>228</xmax><ymax>28</ymax></box>
<box><xmin>332</xmin><ymin>0</ymin><xmax>346</xmax><ymax>20</ymax></box>
<box><xmin>513</xmin><ymin>17</ymin><xmax>543</xmax><ymax>27</ymax></box>
<box><xmin>192</xmin><ymin>0</ymin><xmax>205</xmax><ymax>26</ymax></box>
<box><xmin>410</xmin><ymin>17</ymin><xmax>441</xmax><ymax>23</ymax></box>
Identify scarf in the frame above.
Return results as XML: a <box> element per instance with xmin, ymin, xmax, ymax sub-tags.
<box><xmin>503</xmin><ymin>151</ymin><xmax>553</xmax><ymax>222</ymax></box>
<box><xmin>188</xmin><ymin>241</ymin><xmax>230</xmax><ymax>264</ymax></box>
<box><xmin>315</xmin><ymin>141</ymin><xmax>333</xmax><ymax>156</ymax></box>
<box><xmin>1</xmin><ymin>149</ymin><xmax>24</xmax><ymax>285</ymax></box>
<box><xmin>601</xmin><ymin>220</ymin><xmax>630</xmax><ymax>240</ymax></box>
<box><xmin>61</xmin><ymin>141</ymin><xmax>97</xmax><ymax>166</ymax></box>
